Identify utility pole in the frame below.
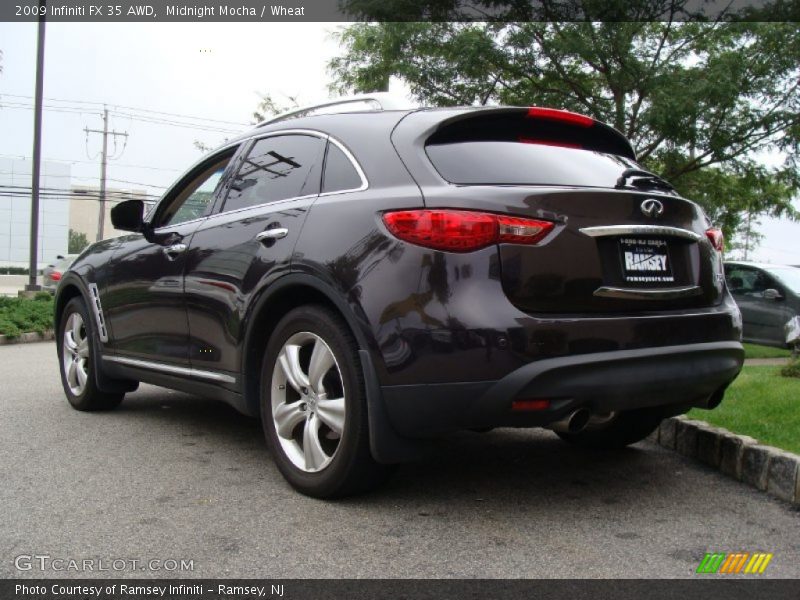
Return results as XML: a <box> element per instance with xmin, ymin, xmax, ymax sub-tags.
<box><xmin>25</xmin><ymin>0</ymin><xmax>46</xmax><ymax>292</ymax></box>
<box><xmin>84</xmin><ymin>107</ymin><xmax>127</xmax><ymax>241</ymax></box>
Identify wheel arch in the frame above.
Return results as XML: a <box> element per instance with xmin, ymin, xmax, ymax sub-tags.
<box><xmin>241</xmin><ymin>274</ymin><xmax>376</xmax><ymax>418</ymax></box>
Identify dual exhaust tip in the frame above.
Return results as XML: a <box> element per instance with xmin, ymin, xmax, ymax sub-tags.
<box><xmin>547</xmin><ymin>409</ymin><xmax>615</xmax><ymax>434</ymax></box>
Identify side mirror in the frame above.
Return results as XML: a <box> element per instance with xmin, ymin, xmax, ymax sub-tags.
<box><xmin>111</xmin><ymin>200</ymin><xmax>145</xmax><ymax>233</ymax></box>
<box><xmin>763</xmin><ymin>288</ymin><xmax>783</xmax><ymax>301</ymax></box>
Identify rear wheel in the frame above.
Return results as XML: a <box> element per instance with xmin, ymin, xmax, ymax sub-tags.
<box><xmin>260</xmin><ymin>305</ymin><xmax>389</xmax><ymax>498</ymax></box>
<box><xmin>556</xmin><ymin>407</ymin><xmax>664</xmax><ymax>449</ymax></box>
<box><xmin>57</xmin><ymin>297</ymin><xmax>124</xmax><ymax>411</ymax></box>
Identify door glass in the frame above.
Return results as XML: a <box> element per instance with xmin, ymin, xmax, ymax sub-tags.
<box><xmin>726</xmin><ymin>267</ymin><xmax>768</xmax><ymax>297</ymax></box>
<box><xmin>222</xmin><ymin>134</ymin><xmax>324</xmax><ymax>212</ymax></box>
<box><xmin>158</xmin><ymin>153</ymin><xmax>234</xmax><ymax>227</ymax></box>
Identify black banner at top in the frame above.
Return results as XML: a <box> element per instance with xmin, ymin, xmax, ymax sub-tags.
<box><xmin>1</xmin><ymin>0</ymin><xmax>798</xmax><ymax>22</ymax></box>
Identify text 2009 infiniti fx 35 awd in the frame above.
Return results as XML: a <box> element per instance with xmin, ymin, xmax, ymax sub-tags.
<box><xmin>54</xmin><ymin>95</ymin><xmax>744</xmax><ymax>497</ymax></box>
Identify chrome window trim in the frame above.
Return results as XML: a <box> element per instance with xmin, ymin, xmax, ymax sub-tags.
<box><xmin>210</xmin><ymin>128</ymin><xmax>368</xmax><ymax>216</ymax></box>
<box><xmin>579</xmin><ymin>225</ymin><xmax>703</xmax><ymax>242</ymax></box>
<box><xmin>103</xmin><ymin>355</ymin><xmax>236</xmax><ymax>384</ymax></box>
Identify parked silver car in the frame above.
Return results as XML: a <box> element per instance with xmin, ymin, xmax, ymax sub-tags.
<box><xmin>724</xmin><ymin>261</ymin><xmax>800</xmax><ymax>348</ymax></box>
<box><xmin>41</xmin><ymin>255</ymin><xmax>78</xmax><ymax>293</ymax></box>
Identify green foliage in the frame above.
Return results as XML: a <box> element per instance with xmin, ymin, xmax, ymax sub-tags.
<box><xmin>689</xmin><ymin>365</ymin><xmax>800</xmax><ymax>454</ymax></box>
<box><xmin>68</xmin><ymin>229</ymin><xmax>90</xmax><ymax>254</ymax></box>
<box><xmin>251</xmin><ymin>92</ymin><xmax>300</xmax><ymax>124</ymax></box>
<box><xmin>0</xmin><ymin>296</ymin><xmax>54</xmax><ymax>339</ymax></box>
<box><xmin>742</xmin><ymin>342</ymin><xmax>792</xmax><ymax>359</ymax></box>
<box><xmin>781</xmin><ymin>359</ymin><xmax>800</xmax><ymax>379</ymax></box>
<box><xmin>329</xmin><ymin>19</ymin><xmax>800</xmax><ymax>247</ymax></box>
<box><xmin>0</xmin><ymin>267</ymin><xmax>30</xmax><ymax>275</ymax></box>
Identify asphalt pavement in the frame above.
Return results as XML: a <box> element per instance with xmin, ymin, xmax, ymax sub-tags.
<box><xmin>1</xmin><ymin>342</ymin><xmax>798</xmax><ymax>579</ymax></box>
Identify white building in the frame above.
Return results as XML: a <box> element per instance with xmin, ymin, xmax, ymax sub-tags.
<box><xmin>0</xmin><ymin>158</ymin><xmax>70</xmax><ymax>268</ymax></box>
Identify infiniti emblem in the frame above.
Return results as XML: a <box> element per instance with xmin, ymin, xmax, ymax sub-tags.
<box><xmin>641</xmin><ymin>198</ymin><xmax>664</xmax><ymax>218</ymax></box>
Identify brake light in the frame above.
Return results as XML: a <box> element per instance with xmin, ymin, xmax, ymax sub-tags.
<box><xmin>527</xmin><ymin>107</ymin><xmax>594</xmax><ymax>128</ymax></box>
<box><xmin>706</xmin><ymin>227</ymin><xmax>724</xmax><ymax>252</ymax></box>
<box><xmin>382</xmin><ymin>210</ymin><xmax>554</xmax><ymax>252</ymax></box>
<box><xmin>50</xmin><ymin>271</ymin><xmax>61</xmax><ymax>281</ymax></box>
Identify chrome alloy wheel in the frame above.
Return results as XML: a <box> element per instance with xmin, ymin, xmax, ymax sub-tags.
<box><xmin>270</xmin><ymin>332</ymin><xmax>346</xmax><ymax>473</ymax></box>
<box><xmin>62</xmin><ymin>312</ymin><xmax>90</xmax><ymax>396</ymax></box>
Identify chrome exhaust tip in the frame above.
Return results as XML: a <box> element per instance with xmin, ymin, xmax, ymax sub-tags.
<box><xmin>547</xmin><ymin>408</ymin><xmax>591</xmax><ymax>434</ymax></box>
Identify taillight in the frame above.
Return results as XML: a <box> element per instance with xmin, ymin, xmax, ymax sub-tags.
<box><xmin>50</xmin><ymin>271</ymin><xmax>62</xmax><ymax>281</ymax></box>
<box><xmin>706</xmin><ymin>227</ymin><xmax>724</xmax><ymax>252</ymax></box>
<box><xmin>527</xmin><ymin>107</ymin><xmax>594</xmax><ymax>128</ymax></box>
<box><xmin>382</xmin><ymin>210</ymin><xmax>554</xmax><ymax>252</ymax></box>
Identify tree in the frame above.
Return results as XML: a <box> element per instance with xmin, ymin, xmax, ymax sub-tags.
<box><xmin>329</xmin><ymin>18</ymin><xmax>800</xmax><ymax>249</ymax></box>
<box><xmin>68</xmin><ymin>229</ymin><xmax>89</xmax><ymax>254</ymax></box>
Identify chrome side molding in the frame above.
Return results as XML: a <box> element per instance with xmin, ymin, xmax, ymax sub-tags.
<box><xmin>103</xmin><ymin>355</ymin><xmax>236</xmax><ymax>384</ymax></box>
<box><xmin>579</xmin><ymin>225</ymin><xmax>703</xmax><ymax>242</ymax></box>
<box><xmin>594</xmin><ymin>285</ymin><xmax>703</xmax><ymax>300</ymax></box>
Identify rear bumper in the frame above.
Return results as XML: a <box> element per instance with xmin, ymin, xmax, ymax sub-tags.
<box><xmin>380</xmin><ymin>341</ymin><xmax>744</xmax><ymax>437</ymax></box>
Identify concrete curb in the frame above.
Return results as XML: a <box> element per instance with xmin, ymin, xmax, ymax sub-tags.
<box><xmin>654</xmin><ymin>416</ymin><xmax>800</xmax><ymax>506</ymax></box>
<box><xmin>0</xmin><ymin>330</ymin><xmax>55</xmax><ymax>345</ymax></box>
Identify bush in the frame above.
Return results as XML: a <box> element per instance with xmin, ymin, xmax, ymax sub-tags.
<box><xmin>781</xmin><ymin>359</ymin><xmax>800</xmax><ymax>379</ymax></box>
<box><xmin>0</xmin><ymin>296</ymin><xmax>54</xmax><ymax>339</ymax></box>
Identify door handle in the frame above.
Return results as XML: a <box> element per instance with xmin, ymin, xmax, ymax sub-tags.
<box><xmin>162</xmin><ymin>243</ymin><xmax>187</xmax><ymax>260</ymax></box>
<box><xmin>255</xmin><ymin>228</ymin><xmax>289</xmax><ymax>243</ymax></box>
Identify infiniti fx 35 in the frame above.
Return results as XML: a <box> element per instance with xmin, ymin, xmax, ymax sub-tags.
<box><xmin>54</xmin><ymin>101</ymin><xmax>744</xmax><ymax>497</ymax></box>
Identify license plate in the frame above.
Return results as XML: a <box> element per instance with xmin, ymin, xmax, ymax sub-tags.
<box><xmin>619</xmin><ymin>237</ymin><xmax>674</xmax><ymax>284</ymax></box>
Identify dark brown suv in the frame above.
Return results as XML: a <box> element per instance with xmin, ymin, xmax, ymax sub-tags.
<box><xmin>54</xmin><ymin>95</ymin><xmax>744</xmax><ymax>497</ymax></box>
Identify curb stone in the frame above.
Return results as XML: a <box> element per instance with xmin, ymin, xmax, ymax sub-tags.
<box><xmin>0</xmin><ymin>330</ymin><xmax>55</xmax><ymax>345</ymax></box>
<box><xmin>656</xmin><ymin>416</ymin><xmax>800</xmax><ymax>506</ymax></box>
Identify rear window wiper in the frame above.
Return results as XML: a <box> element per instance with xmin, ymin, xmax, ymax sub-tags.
<box><xmin>615</xmin><ymin>168</ymin><xmax>676</xmax><ymax>192</ymax></box>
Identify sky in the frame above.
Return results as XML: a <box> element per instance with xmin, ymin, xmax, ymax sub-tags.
<box><xmin>0</xmin><ymin>22</ymin><xmax>798</xmax><ymax>265</ymax></box>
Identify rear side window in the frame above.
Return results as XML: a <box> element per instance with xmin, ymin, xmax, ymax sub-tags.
<box><xmin>222</xmin><ymin>134</ymin><xmax>324</xmax><ymax>212</ymax></box>
<box><xmin>322</xmin><ymin>142</ymin><xmax>363</xmax><ymax>193</ymax></box>
<box><xmin>426</xmin><ymin>111</ymin><xmax>640</xmax><ymax>188</ymax></box>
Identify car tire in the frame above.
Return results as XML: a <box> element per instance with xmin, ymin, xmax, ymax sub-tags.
<box><xmin>57</xmin><ymin>297</ymin><xmax>125</xmax><ymax>411</ymax></box>
<box><xmin>260</xmin><ymin>305</ymin><xmax>389</xmax><ymax>498</ymax></box>
<box><xmin>555</xmin><ymin>407</ymin><xmax>664</xmax><ymax>450</ymax></box>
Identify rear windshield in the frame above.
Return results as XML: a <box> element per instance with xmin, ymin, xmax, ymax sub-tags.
<box><xmin>425</xmin><ymin>110</ymin><xmax>642</xmax><ymax>187</ymax></box>
<box><xmin>427</xmin><ymin>142</ymin><xmax>639</xmax><ymax>187</ymax></box>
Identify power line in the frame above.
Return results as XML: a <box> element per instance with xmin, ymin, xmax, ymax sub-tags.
<box><xmin>0</xmin><ymin>170</ymin><xmax>167</xmax><ymax>189</ymax></box>
<box><xmin>1</xmin><ymin>92</ymin><xmax>250</xmax><ymax>127</ymax></box>
<box><xmin>0</xmin><ymin>153</ymin><xmax>182</xmax><ymax>172</ymax></box>
<box><xmin>3</xmin><ymin>102</ymin><xmax>242</xmax><ymax>134</ymax></box>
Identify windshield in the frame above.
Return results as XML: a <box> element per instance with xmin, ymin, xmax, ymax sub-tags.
<box><xmin>766</xmin><ymin>267</ymin><xmax>800</xmax><ymax>294</ymax></box>
<box><xmin>426</xmin><ymin>141</ymin><xmax>644</xmax><ymax>188</ymax></box>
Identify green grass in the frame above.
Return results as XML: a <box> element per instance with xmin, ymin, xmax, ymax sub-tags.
<box><xmin>689</xmin><ymin>365</ymin><xmax>800</xmax><ymax>454</ymax></box>
<box><xmin>742</xmin><ymin>342</ymin><xmax>792</xmax><ymax>359</ymax></box>
<box><xmin>0</xmin><ymin>294</ymin><xmax>54</xmax><ymax>339</ymax></box>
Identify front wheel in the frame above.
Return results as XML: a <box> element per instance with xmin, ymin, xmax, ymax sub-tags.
<box><xmin>260</xmin><ymin>305</ymin><xmax>389</xmax><ymax>498</ymax></box>
<box><xmin>57</xmin><ymin>297</ymin><xmax>124</xmax><ymax>411</ymax></box>
<box><xmin>556</xmin><ymin>407</ymin><xmax>664</xmax><ymax>450</ymax></box>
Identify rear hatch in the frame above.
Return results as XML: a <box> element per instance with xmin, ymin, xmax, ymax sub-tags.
<box><xmin>399</xmin><ymin>108</ymin><xmax>724</xmax><ymax>313</ymax></box>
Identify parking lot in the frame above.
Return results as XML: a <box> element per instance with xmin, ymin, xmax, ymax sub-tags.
<box><xmin>1</xmin><ymin>341</ymin><xmax>799</xmax><ymax>579</ymax></box>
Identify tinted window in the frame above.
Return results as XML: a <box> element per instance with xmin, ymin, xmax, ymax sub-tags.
<box><xmin>322</xmin><ymin>142</ymin><xmax>363</xmax><ymax>193</ymax></box>
<box><xmin>223</xmin><ymin>134</ymin><xmax>324</xmax><ymax>212</ymax></box>
<box><xmin>726</xmin><ymin>267</ymin><xmax>772</xmax><ymax>296</ymax></box>
<box><xmin>157</xmin><ymin>152</ymin><xmax>235</xmax><ymax>227</ymax></box>
<box><xmin>426</xmin><ymin>142</ymin><xmax>639</xmax><ymax>187</ymax></box>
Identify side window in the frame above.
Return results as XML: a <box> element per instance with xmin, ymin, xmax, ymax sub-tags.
<box><xmin>322</xmin><ymin>141</ymin><xmax>363</xmax><ymax>193</ymax></box>
<box><xmin>727</xmin><ymin>267</ymin><xmax>768</xmax><ymax>296</ymax></box>
<box><xmin>222</xmin><ymin>134</ymin><xmax>324</xmax><ymax>213</ymax></box>
<box><xmin>156</xmin><ymin>151</ymin><xmax>235</xmax><ymax>228</ymax></box>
